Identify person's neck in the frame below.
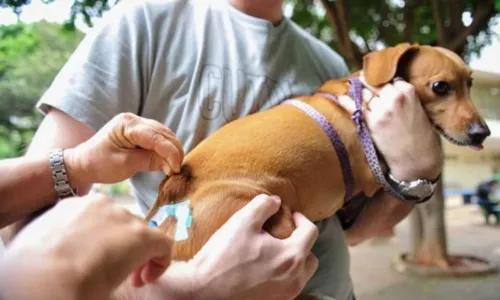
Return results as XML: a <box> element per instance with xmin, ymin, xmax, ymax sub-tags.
<box><xmin>230</xmin><ymin>0</ymin><xmax>283</xmax><ymax>25</ymax></box>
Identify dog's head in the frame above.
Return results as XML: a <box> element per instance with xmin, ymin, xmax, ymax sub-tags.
<box><xmin>362</xmin><ymin>43</ymin><xmax>490</xmax><ymax>149</ymax></box>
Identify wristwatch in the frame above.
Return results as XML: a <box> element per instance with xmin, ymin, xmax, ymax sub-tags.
<box><xmin>386</xmin><ymin>172</ymin><xmax>441</xmax><ymax>203</ymax></box>
<box><xmin>49</xmin><ymin>148</ymin><xmax>77</xmax><ymax>199</ymax></box>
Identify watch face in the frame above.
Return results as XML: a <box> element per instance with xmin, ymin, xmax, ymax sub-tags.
<box><xmin>407</xmin><ymin>181</ymin><xmax>435</xmax><ymax>198</ymax></box>
<box><xmin>411</xmin><ymin>184</ymin><xmax>432</xmax><ymax>197</ymax></box>
<box><xmin>389</xmin><ymin>175</ymin><xmax>435</xmax><ymax>200</ymax></box>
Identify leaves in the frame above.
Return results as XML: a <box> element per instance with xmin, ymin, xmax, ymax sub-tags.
<box><xmin>2</xmin><ymin>0</ymin><xmax>498</xmax><ymax>67</ymax></box>
<box><xmin>0</xmin><ymin>0</ymin><xmax>33</xmax><ymax>15</ymax></box>
<box><xmin>284</xmin><ymin>0</ymin><xmax>499</xmax><ymax>69</ymax></box>
<box><xmin>0</xmin><ymin>21</ymin><xmax>83</xmax><ymax>157</ymax></box>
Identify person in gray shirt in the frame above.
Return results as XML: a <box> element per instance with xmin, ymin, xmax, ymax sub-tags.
<box><xmin>2</xmin><ymin>0</ymin><xmax>442</xmax><ymax>299</ymax></box>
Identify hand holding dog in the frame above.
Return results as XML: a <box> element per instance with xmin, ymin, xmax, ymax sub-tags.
<box><xmin>339</xmin><ymin>76</ymin><xmax>442</xmax><ymax>180</ymax></box>
<box><xmin>65</xmin><ymin>112</ymin><xmax>184</xmax><ymax>186</ymax></box>
<box><xmin>362</xmin><ymin>77</ymin><xmax>443</xmax><ymax>180</ymax></box>
<box><xmin>0</xmin><ymin>193</ymin><xmax>172</xmax><ymax>300</ymax></box>
<box><xmin>166</xmin><ymin>194</ymin><xmax>319</xmax><ymax>300</ymax></box>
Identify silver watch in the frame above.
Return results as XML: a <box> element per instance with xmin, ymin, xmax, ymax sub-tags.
<box><xmin>386</xmin><ymin>173</ymin><xmax>441</xmax><ymax>202</ymax></box>
<box><xmin>49</xmin><ymin>148</ymin><xmax>77</xmax><ymax>199</ymax></box>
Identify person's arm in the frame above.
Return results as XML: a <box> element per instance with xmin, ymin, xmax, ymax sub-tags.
<box><xmin>0</xmin><ymin>109</ymin><xmax>94</xmax><ymax>228</ymax></box>
<box><xmin>111</xmin><ymin>194</ymin><xmax>319</xmax><ymax>300</ymax></box>
<box><xmin>0</xmin><ymin>110</ymin><xmax>183</xmax><ymax>240</ymax></box>
<box><xmin>0</xmin><ymin>193</ymin><xmax>319</xmax><ymax>300</ymax></box>
<box><xmin>0</xmin><ymin>194</ymin><xmax>173</xmax><ymax>300</ymax></box>
<box><xmin>344</xmin><ymin>192</ymin><xmax>413</xmax><ymax>246</ymax></box>
<box><xmin>0</xmin><ymin>0</ymin><xmax>155</xmax><ymax>237</ymax></box>
<box><xmin>338</xmin><ymin>76</ymin><xmax>442</xmax><ymax>245</ymax></box>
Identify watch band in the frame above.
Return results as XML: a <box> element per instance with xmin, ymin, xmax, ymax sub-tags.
<box><xmin>49</xmin><ymin>148</ymin><xmax>77</xmax><ymax>199</ymax></box>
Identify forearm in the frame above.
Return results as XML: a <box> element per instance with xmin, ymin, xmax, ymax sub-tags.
<box><xmin>0</xmin><ymin>155</ymin><xmax>57</xmax><ymax>228</ymax></box>
<box><xmin>0</xmin><ymin>248</ymin><xmax>81</xmax><ymax>300</ymax></box>
<box><xmin>344</xmin><ymin>192</ymin><xmax>413</xmax><ymax>246</ymax></box>
<box><xmin>0</xmin><ymin>150</ymin><xmax>91</xmax><ymax>229</ymax></box>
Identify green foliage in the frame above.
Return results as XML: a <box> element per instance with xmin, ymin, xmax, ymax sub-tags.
<box><xmin>0</xmin><ymin>23</ymin><xmax>36</xmax><ymax>76</ymax></box>
<box><xmin>0</xmin><ymin>0</ymin><xmax>31</xmax><ymax>15</ymax></box>
<box><xmin>0</xmin><ymin>21</ymin><xmax>83</xmax><ymax>157</ymax></box>
<box><xmin>1</xmin><ymin>0</ymin><xmax>499</xmax><ymax>68</ymax></box>
<box><xmin>66</xmin><ymin>0</ymin><xmax>116</xmax><ymax>28</ymax></box>
<box><xmin>285</xmin><ymin>0</ymin><xmax>499</xmax><ymax>69</ymax></box>
<box><xmin>0</xmin><ymin>0</ymin><xmax>115</xmax><ymax>28</ymax></box>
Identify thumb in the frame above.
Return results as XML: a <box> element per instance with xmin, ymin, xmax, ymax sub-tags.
<box><xmin>142</xmin><ymin>259</ymin><xmax>169</xmax><ymax>284</ymax></box>
<box><xmin>129</xmin><ymin>256</ymin><xmax>170</xmax><ymax>287</ymax></box>
<box><xmin>127</xmin><ymin>228</ymin><xmax>173</xmax><ymax>287</ymax></box>
<box><xmin>234</xmin><ymin>194</ymin><xmax>281</xmax><ymax>230</ymax></box>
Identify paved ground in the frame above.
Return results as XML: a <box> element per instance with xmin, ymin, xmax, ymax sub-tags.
<box><xmin>349</xmin><ymin>197</ymin><xmax>500</xmax><ymax>300</ymax></box>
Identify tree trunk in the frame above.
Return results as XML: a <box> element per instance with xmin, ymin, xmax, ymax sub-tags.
<box><xmin>319</xmin><ymin>0</ymin><xmax>364</xmax><ymax>70</ymax></box>
<box><xmin>319</xmin><ymin>0</ymin><xmax>495</xmax><ymax>70</ymax></box>
<box><xmin>408</xmin><ymin>175</ymin><xmax>449</xmax><ymax>267</ymax></box>
<box><xmin>432</xmin><ymin>0</ymin><xmax>496</xmax><ymax>55</ymax></box>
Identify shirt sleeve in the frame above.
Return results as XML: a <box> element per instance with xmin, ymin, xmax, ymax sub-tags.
<box><xmin>36</xmin><ymin>0</ymin><xmax>153</xmax><ymax>132</ymax></box>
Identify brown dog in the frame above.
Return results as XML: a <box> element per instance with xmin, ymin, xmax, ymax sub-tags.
<box><xmin>145</xmin><ymin>43</ymin><xmax>490</xmax><ymax>298</ymax></box>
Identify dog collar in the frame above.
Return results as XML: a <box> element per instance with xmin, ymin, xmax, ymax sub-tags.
<box><xmin>282</xmin><ymin>100</ymin><xmax>355</xmax><ymax>203</ymax></box>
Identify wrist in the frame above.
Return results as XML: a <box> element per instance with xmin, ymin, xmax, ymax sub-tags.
<box><xmin>158</xmin><ymin>261</ymin><xmax>199</xmax><ymax>300</ymax></box>
<box><xmin>63</xmin><ymin>148</ymin><xmax>92</xmax><ymax>188</ymax></box>
<box><xmin>344</xmin><ymin>229</ymin><xmax>364</xmax><ymax>246</ymax></box>
<box><xmin>388</xmin><ymin>158</ymin><xmax>441</xmax><ymax>181</ymax></box>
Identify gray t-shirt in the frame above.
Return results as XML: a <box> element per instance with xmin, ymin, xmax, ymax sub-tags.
<box><xmin>37</xmin><ymin>0</ymin><xmax>353</xmax><ymax>299</ymax></box>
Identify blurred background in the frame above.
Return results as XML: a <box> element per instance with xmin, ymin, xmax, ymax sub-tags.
<box><xmin>1</xmin><ymin>0</ymin><xmax>500</xmax><ymax>299</ymax></box>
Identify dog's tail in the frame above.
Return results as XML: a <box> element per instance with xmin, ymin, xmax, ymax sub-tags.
<box><xmin>145</xmin><ymin>164</ymin><xmax>193</xmax><ymax>221</ymax></box>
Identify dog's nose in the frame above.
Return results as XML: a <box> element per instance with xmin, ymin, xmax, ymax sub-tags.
<box><xmin>468</xmin><ymin>122</ymin><xmax>491</xmax><ymax>145</ymax></box>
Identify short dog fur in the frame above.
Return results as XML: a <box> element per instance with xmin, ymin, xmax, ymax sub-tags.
<box><xmin>145</xmin><ymin>43</ymin><xmax>490</xmax><ymax>299</ymax></box>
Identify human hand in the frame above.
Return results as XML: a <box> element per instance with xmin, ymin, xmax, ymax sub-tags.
<box><xmin>164</xmin><ymin>194</ymin><xmax>319</xmax><ymax>300</ymax></box>
<box><xmin>338</xmin><ymin>75</ymin><xmax>442</xmax><ymax>180</ymax></box>
<box><xmin>0</xmin><ymin>194</ymin><xmax>173</xmax><ymax>300</ymax></box>
<box><xmin>362</xmin><ymin>76</ymin><xmax>443</xmax><ymax>180</ymax></box>
<box><xmin>65</xmin><ymin>112</ymin><xmax>184</xmax><ymax>185</ymax></box>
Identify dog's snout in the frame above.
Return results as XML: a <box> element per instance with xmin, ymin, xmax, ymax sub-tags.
<box><xmin>467</xmin><ymin>122</ymin><xmax>491</xmax><ymax>145</ymax></box>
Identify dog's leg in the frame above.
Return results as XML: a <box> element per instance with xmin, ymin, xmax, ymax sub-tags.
<box><xmin>158</xmin><ymin>187</ymin><xmax>296</xmax><ymax>261</ymax></box>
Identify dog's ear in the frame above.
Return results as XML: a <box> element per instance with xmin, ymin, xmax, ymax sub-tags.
<box><xmin>362</xmin><ymin>43</ymin><xmax>420</xmax><ymax>87</ymax></box>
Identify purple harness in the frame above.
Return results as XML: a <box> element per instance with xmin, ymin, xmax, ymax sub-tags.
<box><xmin>284</xmin><ymin>76</ymin><xmax>410</xmax><ymax>203</ymax></box>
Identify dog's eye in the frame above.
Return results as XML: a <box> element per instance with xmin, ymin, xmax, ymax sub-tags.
<box><xmin>431</xmin><ymin>81</ymin><xmax>451</xmax><ymax>95</ymax></box>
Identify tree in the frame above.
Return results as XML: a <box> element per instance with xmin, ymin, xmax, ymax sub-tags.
<box><xmin>0</xmin><ymin>21</ymin><xmax>83</xmax><ymax>157</ymax></box>
<box><xmin>287</xmin><ymin>0</ymin><xmax>499</xmax><ymax>70</ymax></box>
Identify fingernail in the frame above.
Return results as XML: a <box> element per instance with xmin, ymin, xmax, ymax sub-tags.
<box><xmin>167</xmin><ymin>157</ymin><xmax>182</xmax><ymax>174</ymax></box>
<box><xmin>162</xmin><ymin>165</ymin><xmax>172</xmax><ymax>176</ymax></box>
<box><xmin>270</xmin><ymin>195</ymin><xmax>281</xmax><ymax>203</ymax></box>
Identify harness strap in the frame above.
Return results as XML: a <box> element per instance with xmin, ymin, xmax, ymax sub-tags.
<box><xmin>283</xmin><ymin>100</ymin><xmax>354</xmax><ymax>203</ymax></box>
<box><xmin>286</xmin><ymin>76</ymin><xmax>428</xmax><ymax>204</ymax></box>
